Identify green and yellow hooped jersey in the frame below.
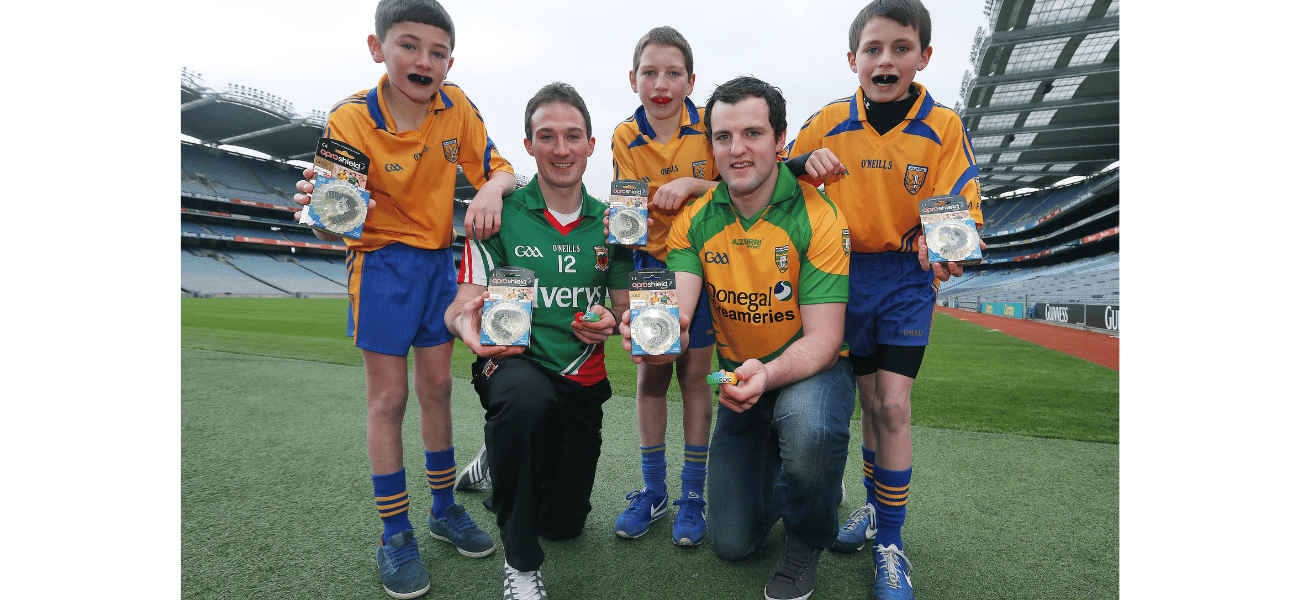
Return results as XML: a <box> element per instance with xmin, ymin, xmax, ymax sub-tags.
<box><xmin>459</xmin><ymin>179</ymin><xmax>633</xmax><ymax>384</ymax></box>
<box><xmin>666</xmin><ymin>164</ymin><xmax>849</xmax><ymax>371</ymax></box>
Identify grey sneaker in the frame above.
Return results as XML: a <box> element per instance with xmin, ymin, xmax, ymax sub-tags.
<box><xmin>455</xmin><ymin>445</ymin><xmax>492</xmax><ymax>491</ymax></box>
<box><xmin>763</xmin><ymin>533</ymin><xmax>821</xmax><ymax>600</ymax></box>
<box><xmin>428</xmin><ymin>502</ymin><xmax>496</xmax><ymax>557</ymax></box>
<box><xmin>504</xmin><ymin>560</ymin><xmax>548</xmax><ymax>600</ymax></box>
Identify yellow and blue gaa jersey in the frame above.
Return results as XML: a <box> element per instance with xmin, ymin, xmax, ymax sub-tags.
<box><xmin>611</xmin><ymin>97</ymin><xmax>717</xmax><ymax>262</ymax></box>
<box><xmin>324</xmin><ymin>74</ymin><xmax>513</xmax><ymax>253</ymax></box>
<box><xmin>784</xmin><ymin>83</ymin><xmax>982</xmax><ymax>255</ymax></box>
<box><xmin>666</xmin><ymin>164</ymin><xmax>849</xmax><ymax>371</ymax></box>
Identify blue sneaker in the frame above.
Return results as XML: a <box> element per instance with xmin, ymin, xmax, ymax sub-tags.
<box><xmin>376</xmin><ymin>530</ymin><xmax>430</xmax><ymax>599</ymax></box>
<box><xmin>671</xmin><ymin>491</ymin><xmax>707</xmax><ymax>546</ymax></box>
<box><xmin>429</xmin><ymin>502</ymin><xmax>497</xmax><ymax>558</ymax></box>
<box><xmin>614</xmin><ymin>487</ymin><xmax>667</xmax><ymax>539</ymax></box>
<box><xmin>833</xmin><ymin>503</ymin><xmax>877</xmax><ymax>553</ymax></box>
<box><xmin>872</xmin><ymin>543</ymin><xmax>914</xmax><ymax>600</ymax></box>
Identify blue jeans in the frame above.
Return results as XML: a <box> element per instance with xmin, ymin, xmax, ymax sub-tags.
<box><xmin>707</xmin><ymin>357</ymin><xmax>856</xmax><ymax>560</ymax></box>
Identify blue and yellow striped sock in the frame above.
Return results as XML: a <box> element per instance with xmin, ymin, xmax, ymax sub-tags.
<box><xmin>680</xmin><ymin>443</ymin><xmax>708</xmax><ymax>498</ymax></box>
<box><xmin>641</xmin><ymin>444</ymin><xmax>667</xmax><ymax>497</ymax></box>
<box><xmin>873</xmin><ymin>465</ymin><xmax>911</xmax><ymax>550</ymax></box>
<box><xmin>426</xmin><ymin>448</ymin><xmax>456</xmax><ymax>520</ymax></box>
<box><xmin>862</xmin><ymin>446</ymin><xmax>877</xmax><ymax>505</ymax></box>
<box><xmin>373</xmin><ymin>468</ymin><xmax>413</xmax><ymax>543</ymax></box>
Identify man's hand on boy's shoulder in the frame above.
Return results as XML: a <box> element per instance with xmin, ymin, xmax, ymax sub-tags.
<box><xmin>918</xmin><ymin>234</ymin><xmax>987</xmax><ymax>281</ymax></box>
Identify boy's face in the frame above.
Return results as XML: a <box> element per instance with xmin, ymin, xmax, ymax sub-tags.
<box><xmin>849</xmin><ymin>16</ymin><xmax>932</xmax><ymax>103</ymax></box>
<box><xmin>630</xmin><ymin>44</ymin><xmax>695</xmax><ymax>125</ymax></box>
<box><xmin>709</xmin><ymin>97</ymin><xmax>786</xmax><ymax>203</ymax></box>
<box><xmin>524</xmin><ymin>102</ymin><xmax>595</xmax><ymax>193</ymax></box>
<box><xmin>367</xmin><ymin>21</ymin><xmax>455</xmax><ymax>107</ymax></box>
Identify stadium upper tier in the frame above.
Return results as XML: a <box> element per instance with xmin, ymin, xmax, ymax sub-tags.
<box><xmin>960</xmin><ymin>0</ymin><xmax>1119</xmax><ymax>197</ymax></box>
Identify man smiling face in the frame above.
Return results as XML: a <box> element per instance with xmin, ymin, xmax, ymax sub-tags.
<box><xmin>524</xmin><ymin>101</ymin><xmax>595</xmax><ymax>197</ymax></box>
<box><xmin>708</xmin><ymin>96</ymin><xmax>786</xmax><ymax>212</ymax></box>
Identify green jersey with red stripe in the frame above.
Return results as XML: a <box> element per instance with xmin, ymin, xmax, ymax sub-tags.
<box><xmin>459</xmin><ymin>179</ymin><xmax>633</xmax><ymax>384</ymax></box>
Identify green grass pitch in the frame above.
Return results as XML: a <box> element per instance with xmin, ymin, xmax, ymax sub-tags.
<box><xmin>182</xmin><ymin>298</ymin><xmax>1117</xmax><ymax>599</ymax></box>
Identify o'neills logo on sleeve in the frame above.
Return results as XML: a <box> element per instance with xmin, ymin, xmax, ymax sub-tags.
<box><xmin>707</xmin><ymin>282</ymin><xmax>796</xmax><ymax>325</ymax></box>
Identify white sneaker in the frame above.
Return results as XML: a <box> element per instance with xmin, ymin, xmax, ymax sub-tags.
<box><xmin>455</xmin><ymin>445</ymin><xmax>492</xmax><ymax>491</ymax></box>
<box><xmin>504</xmin><ymin>560</ymin><xmax>547</xmax><ymax>600</ymax></box>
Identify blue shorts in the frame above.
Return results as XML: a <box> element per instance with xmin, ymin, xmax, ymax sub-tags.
<box><xmin>845</xmin><ymin>252</ymin><xmax>937</xmax><ymax>357</ymax></box>
<box><xmin>633</xmin><ymin>250</ymin><xmax>714</xmax><ymax>349</ymax></box>
<box><xmin>346</xmin><ymin>243</ymin><xmax>457</xmax><ymax>356</ymax></box>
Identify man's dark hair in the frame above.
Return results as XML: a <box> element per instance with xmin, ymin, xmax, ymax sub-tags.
<box><xmin>375</xmin><ymin>0</ymin><xmax>456</xmax><ymax>50</ymax></box>
<box><xmin>524</xmin><ymin>82</ymin><xmax>593</xmax><ymax>140</ymax></box>
<box><xmin>703</xmin><ymin>76</ymin><xmax>786</xmax><ymax>141</ymax></box>
<box><xmin>632</xmin><ymin>26</ymin><xmax>694</xmax><ymax>76</ymax></box>
<box><xmin>848</xmin><ymin>0</ymin><xmax>932</xmax><ymax>53</ymax></box>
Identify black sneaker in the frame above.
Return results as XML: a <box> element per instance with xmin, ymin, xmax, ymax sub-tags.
<box><xmin>763</xmin><ymin>533</ymin><xmax>822</xmax><ymax>600</ymax></box>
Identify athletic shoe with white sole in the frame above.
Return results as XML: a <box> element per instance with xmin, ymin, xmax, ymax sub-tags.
<box><xmin>455</xmin><ymin>445</ymin><xmax>492</xmax><ymax>491</ymax></box>
<box><xmin>671</xmin><ymin>491</ymin><xmax>707</xmax><ymax>546</ymax></box>
<box><xmin>763</xmin><ymin>533</ymin><xmax>821</xmax><ymax>600</ymax></box>
<box><xmin>833</xmin><ymin>502</ymin><xmax>877</xmax><ymax>553</ymax></box>
<box><xmin>614</xmin><ymin>487</ymin><xmax>667</xmax><ymax>539</ymax></box>
<box><xmin>428</xmin><ymin>502</ymin><xmax>496</xmax><ymax>557</ymax></box>
<box><xmin>376</xmin><ymin>530</ymin><xmax>431</xmax><ymax>599</ymax></box>
<box><xmin>503</xmin><ymin>560</ymin><xmax>548</xmax><ymax>600</ymax></box>
<box><xmin>871</xmin><ymin>543</ymin><xmax>914</xmax><ymax>600</ymax></box>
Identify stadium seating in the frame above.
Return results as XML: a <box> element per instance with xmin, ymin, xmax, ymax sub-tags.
<box><xmin>182</xmin><ymin>250</ymin><xmax>287</xmax><ymax>296</ymax></box>
<box><xmin>223</xmin><ymin>251</ymin><xmax>348</xmax><ymax>295</ymax></box>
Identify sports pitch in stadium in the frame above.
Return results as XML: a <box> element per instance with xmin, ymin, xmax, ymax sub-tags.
<box><xmin>182</xmin><ymin>298</ymin><xmax>1117</xmax><ymax>599</ymax></box>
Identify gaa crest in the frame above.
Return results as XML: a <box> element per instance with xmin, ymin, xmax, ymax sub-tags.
<box><xmin>443</xmin><ymin>139</ymin><xmax>460</xmax><ymax>163</ymax></box>
<box><xmin>903</xmin><ymin>164</ymin><xmax>928</xmax><ymax>195</ymax></box>
<box><xmin>775</xmin><ymin>244</ymin><xmax>789</xmax><ymax>273</ymax></box>
<box><xmin>594</xmin><ymin>246</ymin><xmax>610</xmax><ymax>271</ymax></box>
<box><xmin>692</xmin><ymin>160</ymin><xmax>708</xmax><ymax>180</ymax></box>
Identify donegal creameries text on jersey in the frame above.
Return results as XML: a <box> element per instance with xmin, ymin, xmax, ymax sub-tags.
<box><xmin>667</xmin><ymin>164</ymin><xmax>848</xmax><ymax>371</ymax></box>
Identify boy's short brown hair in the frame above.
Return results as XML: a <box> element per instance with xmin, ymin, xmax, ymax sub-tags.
<box><xmin>849</xmin><ymin>0</ymin><xmax>932</xmax><ymax>52</ymax></box>
<box><xmin>375</xmin><ymin>0</ymin><xmax>456</xmax><ymax>49</ymax></box>
<box><xmin>632</xmin><ymin>26</ymin><xmax>694</xmax><ymax>76</ymax></box>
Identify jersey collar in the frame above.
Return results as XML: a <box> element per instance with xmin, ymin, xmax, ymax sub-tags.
<box><xmin>853</xmin><ymin>82</ymin><xmax>933</xmax><ymax>123</ymax></box>
<box><xmin>370</xmin><ymin>74</ymin><xmax>454</xmax><ymax>133</ymax></box>
<box><xmin>633</xmin><ymin>96</ymin><xmax>704</xmax><ymax>141</ymax></box>
<box><xmin>518</xmin><ymin>177</ymin><xmax>604</xmax><ymax>219</ymax></box>
<box><xmin>710</xmin><ymin>162</ymin><xmax>800</xmax><ymax>208</ymax></box>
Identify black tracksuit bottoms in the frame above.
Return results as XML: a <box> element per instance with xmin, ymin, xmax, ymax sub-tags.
<box><xmin>471</xmin><ymin>355</ymin><xmax>609</xmax><ymax>572</ymax></box>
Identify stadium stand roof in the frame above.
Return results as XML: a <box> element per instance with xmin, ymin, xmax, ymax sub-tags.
<box><xmin>958</xmin><ymin>0</ymin><xmax>1119</xmax><ymax>197</ymax></box>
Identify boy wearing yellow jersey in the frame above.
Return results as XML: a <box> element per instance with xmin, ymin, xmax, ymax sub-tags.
<box><xmin>608</xmin><ymin>26</ymin><xmax>719</xmax><ymax>547</ymax></box>
<box><xmin>631</xmin><ymin>75</ymin><xmax>855</xmax><ymax>600</ymax></box>
<box><xmin>291</xmin><ymin>1</ymin><xmax>515</xmax><ymax>598</ymax></box>
<box><xmin>783</xmin><ymin>2</ymin><xmax>983</xmax><ymax>599</ymax></box>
